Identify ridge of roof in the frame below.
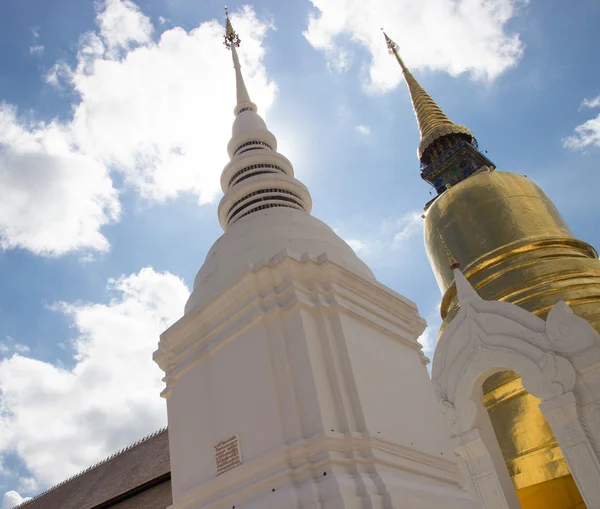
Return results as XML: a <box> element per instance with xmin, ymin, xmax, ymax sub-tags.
<box><xmin>12</xmin><ymin>426</ymin><xmax>168</xmax><ymax>509</ymax></box>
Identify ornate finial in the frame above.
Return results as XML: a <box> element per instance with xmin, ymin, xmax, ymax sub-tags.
<box><xmin>224</xmin><ymin>6</ymin><xmax>241</xmax><ymax>49</ymax></box>
<box><xmin>438</xmin><ymin>229</ymin><xmax>460</xmax><ymax>270</ymax></box>
<box><xmin>381</xmin><ymin>29</ymin><xmax>407</xmax><ymax>70</ymax></box>
<box><xmin>382</xmin><ymin>29</ymin><xmax>394</xmax><ymax>52</ymax></box>
<box><xmin>223</xmin><ymin>6</ymin><xmax>255</xmax><ymax>110</ymax></box>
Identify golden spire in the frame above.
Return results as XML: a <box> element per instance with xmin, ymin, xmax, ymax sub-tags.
<box><xmin>224</xmin><ymin>6</ymin><xmax>240</xmax><ymax>49</ymax></box>
<box><xmin>437</xmin><ymin>229</ymin><xmax>460</xmax><ymax>270</ymax></box>
<box><xmin>382</xmin><ymin>30</ymin><xmax>472</xmax><ymax>159</ymax></box>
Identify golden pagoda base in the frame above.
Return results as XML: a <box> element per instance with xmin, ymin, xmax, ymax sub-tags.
<box><xmin>423</xmin><ymin>170</ymin><xmax>600</xmax><ymax>507</ymax></box>
<box><xmin>483</xmin><ymin>371</ymin><xmax>586</xmax><ymax>509</ymax></box>
<box><xmin>517</xmin><ymin>474</ymin><xmax>585</xmax><ymax>509</ymax></box>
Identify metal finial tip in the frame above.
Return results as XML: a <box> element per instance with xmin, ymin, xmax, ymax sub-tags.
<box><xmin>223</xmin><ymin>6</ymin><xmax>240</xmax><ymax>49</ymax></box>
<box><xmin>383</xmin><ymin>30</ymin><xmax>398</xmax><ymax>54</ymax></box>
<box><xmin>437</xmin><ymin>229</ymin><xmax>460</xmax><ymax>270</ymax></box>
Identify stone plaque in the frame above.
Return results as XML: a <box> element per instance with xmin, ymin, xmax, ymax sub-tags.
<box><xmin>214</xmin><ymin>434</ymin><xmax>242</xmax><ymax>476</ymax></box>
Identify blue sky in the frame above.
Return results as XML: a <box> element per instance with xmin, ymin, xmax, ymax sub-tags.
<box><xmin>0</xmin><ymin>0</ymin><xmax>599</xmax><ymax>506</ymax></box>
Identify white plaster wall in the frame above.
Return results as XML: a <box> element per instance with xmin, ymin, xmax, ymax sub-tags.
<box><xmin>265</xmin><ymin>307</ymin><xmax>326</xmax><ymax>439</ymax></box>
<box><xmin>167</xmin><ymin>320</ymin><xmax>283</xmax><ymax>496</ymax></box>
<box><xmin>158</xmin><ymin>259</ymin><xmax>481</xmax><ymax>509</ymax></box>
<box><xmin>290</xmin><ymin>307</ymin><xmax>341</xmax><ymax>434</ymax></box>
<box><xmin>341</xmin><ymin>314</ymin><xmax>456</xmax><ymax>457</ymax></box>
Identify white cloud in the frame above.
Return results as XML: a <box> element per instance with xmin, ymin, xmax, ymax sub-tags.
<box><xmin>0</xmin><ymin>337</ymin><xmax>30</xmax><ymax>357</ymax></box>
<box><xmin>17</xmin><ymin>477</ymin><xmax>40</xmax><ymax>495</ymax></box>
<box><xmin>29</xmin><ymin>27</ymin><xmax>44</xmax><ymax>56</ymax></box>
<box><xmin>564</xmin><ymin>94</ymin><xmax>600</xmax><ymax>150</ymax></box>
<box><xmin>392</xmin><ymin>212</ymin><xmax>422</xmax><ymax>243</ymax></box>
<box><xmin>355</xmin><ymin>124</ymin><xmax>370</xmax><ymax>135</ymax></box>
<box><xmin>564</xmin><ymin>116</ymin><xmax>600</xmax><ymax>150</ymax></box>
<box><xmin>66</xmin><ymin>1</ymin><xmax>275</xmax><ymax>203</ymax></box>
<box><xmin>327</xmin><ymin>46</ymin><xmax>353</xmax><ymax>72</ymax></box>
<box><xmin>304</xmin><ymin>0</ymin><xmax>526</xmax><ymax>91</ymax></box>
<box><xmin>96</xmin><ymin>0</ymin><xmax>153</xmax><ymax>55</ymax></box>
<box><xmin>340</xmin><ymin>211</ymin><xmax>423</xmax><ymax>262</ymax></box>
<box><xmin>43</xmin><ymin>65</ymin><xmax>63</xmax><ymax>88</ymax></box>
<box><xmin>3</xmin><ymin>25</ymin><xmax>121</xmax><ymax>260</ymax></box>
<box><xmin>581</xmin><ymin>95</ymin><xmax>600</xmax><ymax>109</ymax></box>
<box><xmin>0</xmin><ymin>104</ymin><xmax>120</xmax><ymax>256</ymax></box>
<box><xmin>2</xmin><ymin>0</ymin><xmax>275</xmax><ymax>256</ymax></box>
<box><xmin>0</xmin><ymin>268</ymin><xmax>189</xmax><ymax>489</ymax></box>
<box><xmin>29</xmin><ymin>45</ymin><xmax>44</xmax><ymax>56</ymax></box>
<box><xmin>345</xmin><ymin>238</ymin><xmax>369</xmax><ymax>254</ymax></box>
<box><xmin>2</xmin><ymin>491</ymin><xmax>31</xmax><ymax>509</ymax></box>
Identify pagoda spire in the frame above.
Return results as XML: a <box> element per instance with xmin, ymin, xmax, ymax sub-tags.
<box><xmin>437</xmin><ymin>229</ymin><xmax>460</xmax><ymax>271</ymax></box>
<box><xmin>383</xmin><ymin>30</ymin><xmax>494</xmax><ymax>196</ymax></box>
<box><xmin>382</xmin><ymin>31</ymin><xmax>472</xmax><ymax>160</ymax></box>
<box><xmin>224</xmin><ymin>7</ymin><xmax>256</xmax><ymax>114</ymax></box>
<box><xmin>214</xmin><ymin>8</ymin><xmax>312</xmax><ymax>233</ymax></box>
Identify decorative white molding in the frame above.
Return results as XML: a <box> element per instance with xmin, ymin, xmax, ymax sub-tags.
<box><xmin>432</xmin><ymin>269</ymin><xmax>600</xmax><ymax>509</ymax></box>
<box><xmin>581</xmin><ymin>402</ymin><xmax>600</xmax><ymax>459</ymax></box>
<box><xmin>540</xmin><ymin>393</ymin><xmax>600</xmax><ymax>508</ymax></box>
<box><xmin>158</xmin><ymin>254</ymin><xmax>481</xmax><ymax>509</ymax></box>
<box><xmin>449</xmin><ymin>422</ymin><xmax>520</xmax><ymax>509</ymax></box>
<box><xmin>157</xmin><ymin>251</ymin><xmax>429</xmax><ymax>389</ymax></box>
<box><xmin>545</xmin><ymin>301</ymin><xmax>599</xmax><ymax>355</ymax></box>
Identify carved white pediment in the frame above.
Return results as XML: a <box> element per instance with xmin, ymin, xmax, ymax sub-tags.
<box><xmin>432</xmin><ymin>270</ymin><xmax>600</xmax><ymax>509</ymax></box>
<box><xmin>545</xmin><ymin>301</ymin><xmax>600</xmax><ymax>355</ymax></box>
<box><xmin>431</xmin><ymin>271</ymin><xmax>600</xmax><ymax>414</ymax></box>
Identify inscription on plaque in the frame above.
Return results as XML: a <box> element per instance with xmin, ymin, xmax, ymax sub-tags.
<box><xmin>214</xmin><ymin>434</ymin><xmax>242</xmax><ymax>476</ymax></box>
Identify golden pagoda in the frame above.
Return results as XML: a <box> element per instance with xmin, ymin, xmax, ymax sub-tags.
<box><xmin>384</xmin><ymin>31</ymin><xmax>600</xmax><ymax>509</ymax></box>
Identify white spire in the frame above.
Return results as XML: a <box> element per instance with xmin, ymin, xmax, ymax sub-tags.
<box><xmin>224</xmin><ymin>7</ymin><xmax>257</xmax><ymax>115</ymax></box>
<box><xmin>231</xmin><ymin>45</ymin><xmax>253</xmax><ymax>108</ymax></box>
<box><xmin>218</xmin><ymin>9</ymin><xmax>311</xmax><ymax>230</ymax></box>
<box><xmin>182</xmin><ymin>9</ymin><xmax>375</xmax><ymax>315</ymax></box>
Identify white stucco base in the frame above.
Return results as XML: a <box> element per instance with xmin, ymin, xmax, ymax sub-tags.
<box><xmin>155</xmin><ymin>247</ymin><xmax>480</xmax><ymax>509</ymax></box>
<box><xmin>432</xmin><ymin>269</ymin><xmax>600</xmax><ymax>509</ymax></box>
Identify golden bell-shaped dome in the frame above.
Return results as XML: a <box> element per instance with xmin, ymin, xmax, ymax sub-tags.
<box><xmin>424</xmin><ymin>170</ymin><xmax>600</xmax><ymax>332</ymax></box>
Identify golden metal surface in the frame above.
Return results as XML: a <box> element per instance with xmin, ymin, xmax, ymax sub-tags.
<box><xmin>517</xmin><ymin>476</ymin><xmax>586</xmax><ymax>509</ymax></box>
<box><xmin>483</xmin><ymin>372</ymin><xmax>586</xmax><ymax>508</ymax></box>
<box><xmin>483</xmin><ymin>372</ymin><xmax>568</xmax><ymax>489</ymax></box>
<box><xmin>424</xmin><ymin>170</ymin><xmax>599</xmax><ymax>508</ymax></box>
<box><xmin>424</xmin><ymin>170</ymin><xmax>600</xmax><ymax>334</ymax></box>
<box><xmin>383</xmin><ymin>31</ymin><xmax>472</xmax><ymax>158</ymax></box>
